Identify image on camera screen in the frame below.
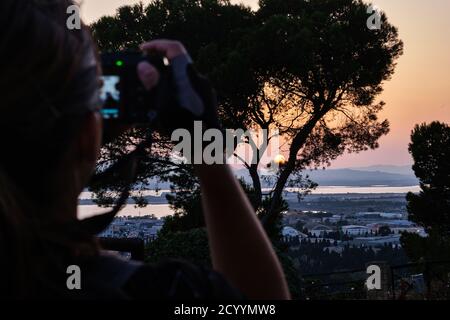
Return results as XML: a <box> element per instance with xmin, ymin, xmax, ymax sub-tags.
<box><xmin>100</xmin><ymin>75</ymin><xmax>120</xmax><ymax>119</ymax></box>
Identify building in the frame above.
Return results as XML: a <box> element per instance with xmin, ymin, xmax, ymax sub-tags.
<box><xmin>390</xmin><ymin>226</ymin><xmax>426</xmax><ymax>235</ymax></box>
<box><xmin>351</xmin><ymin>234</ymin><xmax>402</xmax><ymax>247</ymax></box>
<box><xmin>341</xmin><ymin>225</ymin><xmax>370</xmax><ymax>236</ymax></box>
<box><xmin>326</xmin><ymin>214</ymin><xmax>344</xmax><ymax>224</ymax></box>
<box><xmin>282</xmin><ymin>212</ymin><xmax>308</xmax><ymax>225</ymax></box>
<box><xmin>282</xmin><ymin>226</ymin><xmax>308</xmax><ymax>238</ymax></box>
<box><xmin>99</xmin><ymin>216</ymin><xmax>164</xmax><ymax>242</ymax></box>
<box><xmin>367</xmin><ymin>220</ymin><xmax>422</xmax><ymax>234</ymax></box>
<box><xmin>305</xmin><ymin>223</ymin><xmax>334</xmax><ymax>237</ymax></box>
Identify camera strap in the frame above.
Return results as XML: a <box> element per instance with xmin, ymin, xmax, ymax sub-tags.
<box><xmin>171</xmin><ymin>54</ymin><xmax>205</xmax><ymax>117</ymax></box>
<box><xmin>75</xmin><ymin>132</ymin><xmax>154</xmax><ymax>235</ymax></box>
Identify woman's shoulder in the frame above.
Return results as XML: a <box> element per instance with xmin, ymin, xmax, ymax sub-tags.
<box><xmin>122</xmin><ymin>258</ymin><xmax>244</xmax><ymax>300</ymax></box>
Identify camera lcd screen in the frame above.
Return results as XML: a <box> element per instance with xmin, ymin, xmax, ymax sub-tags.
<box><xmin>100</xmin><ymin>75</ymin><xmax>121</xmax><ymax>119</ymax></box>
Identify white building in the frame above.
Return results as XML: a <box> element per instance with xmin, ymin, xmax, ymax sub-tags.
<box><xmin>367</xmin><ymin>220</ymin><xmax>420</xmax><ymax>234</ymax></box>
<box><xmin>352</xmin><ymin>234</ymin><xmax>402</xmax><ymax>247</ymax></box>
<box><xmin>307</xmin><ymin>224</ymin><xmax>334</xmax><ymax>237</ymax></box>
<box><xmin>341</xmin><ymin>225</ymin><xmax>370</xmax><ymax>235</ymax></box>
<box><xmin>282</xmin><ymin>226</ymin><xmax>308</xmax><ymax>238</ymax></box>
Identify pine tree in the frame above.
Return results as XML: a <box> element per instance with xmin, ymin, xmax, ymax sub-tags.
<box><xmin>401</xmin><ymin>122</ymin><xmax>450</xmax><ymax>263</ymax></box>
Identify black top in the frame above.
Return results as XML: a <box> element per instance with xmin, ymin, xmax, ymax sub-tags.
<box><xmin>57</xmin><ymin>254</ymin><xmax>243</xmax><ymax>300</ymax></box>
<box><xmin>123</xmin><ymin>260</ymin><xmax>244</xmax><ymax>300</ymax></box>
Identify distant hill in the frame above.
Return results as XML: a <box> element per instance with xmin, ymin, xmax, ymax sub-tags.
<box><xmin>304</xmin><ymin>168</ymin><xmax>418</xmax><ymax>187</ymax></box>
<box><xmin>234</xmin><ymin>166</ymin><xmax>418</xmax><ymax>187</ymax></box>
<box><xmin>144</xmin><ymin>165</ymin><xmax>419</xmax><ymax>189</ymax></box>
<box><xmin>350</xmin><ymin>165</ymin><xmax>414</xmax><ymax>176</ymax></box>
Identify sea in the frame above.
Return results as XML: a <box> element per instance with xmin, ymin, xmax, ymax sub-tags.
<box><xmin>77</xmin><ymin>185</ymin><xmax>420</xmax><ymax>220</ymax></box>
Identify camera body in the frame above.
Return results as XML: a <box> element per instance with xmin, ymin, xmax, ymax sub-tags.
<box><xmin>100</xmin><ymin>52</ymin><xmax>168</xmax><ymax>124</ymax></box>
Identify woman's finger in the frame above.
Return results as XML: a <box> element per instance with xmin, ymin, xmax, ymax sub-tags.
<box><xmin>140</xmin><ymin>39</ymin><xmax>187</xmax><ymax>60</ymax></box>
<box><xmin>137</xmin><ymin>61</ymin><xmax>160</xmax><ymax>91</ymax></box>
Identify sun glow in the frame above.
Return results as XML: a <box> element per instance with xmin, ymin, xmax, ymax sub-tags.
<box><xmin>274</xmin><ymin>154</ymin><xmax>286</xmax><ymax>165</ymax></box>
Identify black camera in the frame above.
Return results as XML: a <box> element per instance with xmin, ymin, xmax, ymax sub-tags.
<box><xmin>100</xmin><ymin>52</ymin><xmax>168</xmax><ymax>124</ymax></box>
<box><xmin>100</xmin><ymin>51</ymin><xmax>213</xmax><ymax>141</ymax></box>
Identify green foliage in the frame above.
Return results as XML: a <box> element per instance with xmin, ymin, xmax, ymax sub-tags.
<box><xmin>407</xmin><ymin>122</ymin><xmax>450</xmax><ymax>232</ymax></box>
<box><xmin>161</xmin><ymin>196</ymin><xmax>205</xmax><ymax>235</ymax></box>
<box><xmin>242</xmin><ymin>0</ymin><xmax>402</xmax><ymax>223</ymax></box>
<box><xmin>288</xmin><ymin>240</ymin><xmax>408</xmax><ymax>275</ymax></box>
<box><xmin>160</xmin><ymin>176</ymin><xmax>261</xmax><ymax>234</ymax></box>
<box><xmin>146</xmin><ymin>228</ymin><xmax>211</xmax><ymax>267</ymax></box>
<box><xmin>401</xmin><ymin>232</ymin><xmax>450</xmax><ymax>263</ymax></box>
<box><xmin>258</xmin><ymin>196</ymin><xmax>289</xmax><ymax>242</ymax></box>
<box><xmin>402</xmin><ymin>122</ymin><xmax>450</xmax><ymax>263</ymax></box>
<box><xmin>91</xmin><ymin>0</ymin><xmax>254</xmax><ymax>58</ymax></box>
<box><xmin>160</xmin><ymin>166</ymin><xmax>205</xmax><ymax>235</ymax></box>
<box><xmin>273</xmin><ymin>246</ymin><xmax>302</xmax><ymax>299</ymax></box>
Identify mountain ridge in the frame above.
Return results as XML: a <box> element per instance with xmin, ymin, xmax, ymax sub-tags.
<box><xmin>234</xmin><ymin>166</ymin><xmax>418</xmax><ymax>187</ymax></box>
<box><xmin>145</xmin><ymin>165</ymin><xmax>419</xmax><ymax>189</ymax></box>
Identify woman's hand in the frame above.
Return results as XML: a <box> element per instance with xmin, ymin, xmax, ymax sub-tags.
<box><xmin>137</xmin><ymin>39</ymin><xmax>221</xmax><ymax>133</ymax></box>
<box><xmin>140</xmin><ymin>39</ymin><xmax>188</xmax><ymax>59</ymax></box>
<box><xmin>103</xmin><ymin>40</ymin><xmax>190</xmax><ymax>144</ymax></box>
<box><xmin>137</xmin><ymin>40</ymin><xmax>187</xmax><ymax>90</ymax></box>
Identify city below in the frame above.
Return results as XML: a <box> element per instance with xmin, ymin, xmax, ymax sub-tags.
<box><xmin>86</xmin><ymin>186</ymin><xmax>424</xmax><ymax>250</ymax></box>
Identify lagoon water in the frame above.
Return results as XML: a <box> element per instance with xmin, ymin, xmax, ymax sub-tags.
<box><xmin>281</xmin><ymin>185</ymin><xmax>420</xmax><ymax>194</ymax></box>
<box><xmin>77</xmin><ymin>185</ymin><xmax>420</xmax><ymax>220</ymax></box>
<box><xmin>78</xmin><ymin>203</ymin><xmax>174</xmax><ymax>220</ymax></box>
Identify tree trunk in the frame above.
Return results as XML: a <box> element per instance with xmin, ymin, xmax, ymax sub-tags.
<box><xmin>264</xmin><ymin>111</ymin><xmax>326</xmax><ymax>226</ymax></box>
<box><xmin>249</xmin><ymin>163</ymin><xmax>262</xmax><ymax>210</ymax></box>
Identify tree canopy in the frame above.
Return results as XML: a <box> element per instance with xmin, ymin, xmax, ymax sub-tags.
<box><xmin>90</xmin><ymin>0</ymin><xmax>403</xmax><ymax>235</ymax></box>
<box><xmin>402</xmin><ymin>122</ymin><xmax>450</xmax><ymax>262</ymax></box>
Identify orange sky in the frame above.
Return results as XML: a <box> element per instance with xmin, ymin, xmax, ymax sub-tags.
<box><xmin>81</xmin><ymin>0</ymin><xmax>450</xmax><ymax>168</ymax></box>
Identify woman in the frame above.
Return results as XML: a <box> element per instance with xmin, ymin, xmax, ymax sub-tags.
<box><xmin>0</xmin><ymin>0</ymin><xmax>290</xmax><ymax>299</ymax></box>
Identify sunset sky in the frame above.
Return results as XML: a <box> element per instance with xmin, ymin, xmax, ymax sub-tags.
<box><xmin>80</xmin><ymin>0</ymin><xmax>450</xmax><ymax>169</ymax></box>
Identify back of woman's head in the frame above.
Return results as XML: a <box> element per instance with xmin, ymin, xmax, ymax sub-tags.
<box><xmin>0</xmin><ymin>0</ymin><xmax>100</xmax><ymax>298</ymax></box>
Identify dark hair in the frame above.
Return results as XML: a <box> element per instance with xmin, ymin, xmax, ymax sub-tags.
<box><xmin>0</xmin><ymin>0</ymin><xmax>100</xmax><ymax>297</ymax></box>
